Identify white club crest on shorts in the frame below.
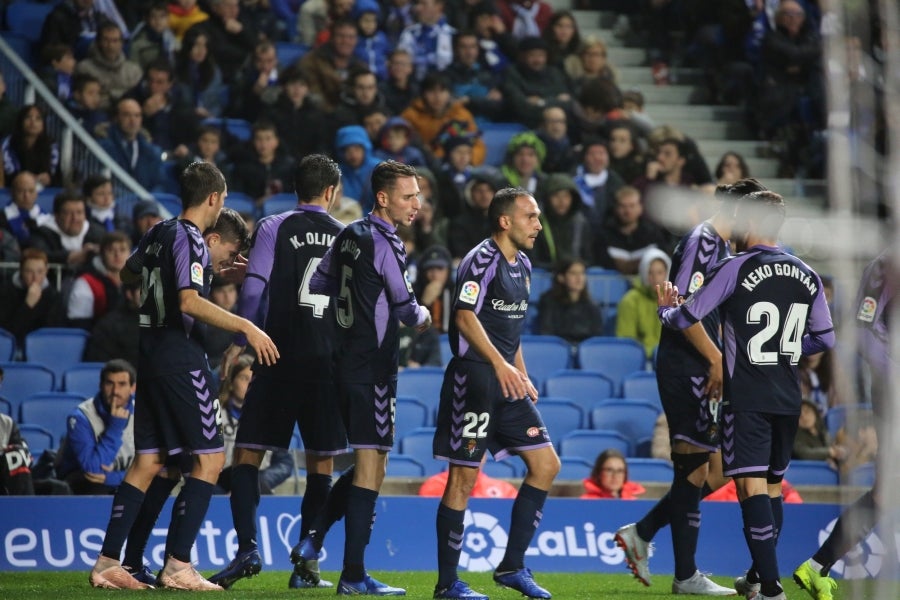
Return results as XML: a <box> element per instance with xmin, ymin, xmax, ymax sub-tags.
<box><xmin>857</xmin><ymin>296</ymin><xmax>877</xmax><ymax>322</ymax></box>
<box><xmin>688</xmin><ymin>271</ymin><xmax>704</xmax><ymax>293</ymax></box>
<box><xmin>459</xmin><ymin>281</ymin><xmax>480</xmax><ymax>305</ymax></box>
<box><xmin>190</xmin><ymin>262</ymin><xmax>204</xmax><ymax>285</ymax></box>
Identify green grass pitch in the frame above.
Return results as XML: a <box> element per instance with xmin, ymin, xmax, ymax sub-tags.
<box><xmin>0</xmin><ymin>570</ymin><xmax>892</xmax><ymax>599</ymax></box>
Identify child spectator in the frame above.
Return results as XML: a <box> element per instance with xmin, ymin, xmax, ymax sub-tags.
<box><xmin>537</xmin><ymin>258</ymin><xmax>603</xmax><ymax>344</ymax></box>
<box><xmin>40</xmin><ymin>45</ymin><xmax>76</xmax><ymax>102</ymax></box>
<box><xmin>83</xmin><ymin>174</ymin><xmax>131</xmax><ymax>233</ymax></box>
<box><xmin>608</xmin><ymin>123</ymin><xmax>646</xmax><ymax>186</ymax></box>
<box><xmin>622</xmin><ymin>89</ymin><xmax>654</xmax><ymax>135</ymax></box>
<box><xmin>173</xmin><ymin>28</ymin><xmax>226</xmax><ymax>120</ymax></box>
<box><xmin>2</xmin><ymin>105</ymin><xmax>61</xmax><ymax>187</ymax></box>
<box><xmin>535</xmin><ymin>105</ymin><xmax>576</xmax><ymax>174</ymax></box>
<box><xmin>335</xmin><ymin>124</ymin><xmax>382</xmax><ymax>213</ymax></box>
<box><xmin>231</xmin><ymin>121</ymin><xmax>295</xmax><ymax>205</ymax></box>
<box><xmin>531</xmin><ymin>173</ymin><xmax>592</xmax><ymax>268</ymax></box>
<box><xmin>581</xmin><ymin>449</ymin><xmax>645</xmax><ymax>499</ymax></box>
<box><xmin>129</xmin><ymin>2</ymin><xmax>176</xmax><ymax>70</ymax></box>
<box><xmin>353</xmin><ymin>0</ymin><xmax>390</xmax><ymax>80</ymax></box>
<box><xmin>402</xmin><ymin>72</ymin><xmax>486</xmax><ymax>165</ymax></box>
<box><xmin>361</xmin><ymin>105</ymin><xmax>391</xmax><ymax>148</ymax></box>
<box><xmin>168</xmin><ymin>0</ymin><xmax>209</xmax><ymax>43</ymax></box>
<box><xmin>439</xmin><ymin>135</ymin><xmax>475</xmax><ymax>207</ymax></box>
<box><xmin>66</xmin><ymin>231</ymin><xmax>130</xmax><ymax>330</ymax></box>
<box><xmin>616</xmin><ymin>248</ymin><xmax>670</xmax><ymax>359</ymax></box>
<box><xmin>374</xmin><ymin>117</ymin><xmax>428</xmax><ymax>167</ymax></box>
<box><xmin>263</xmin><ymin>68</ymin><xmax>329</xmax><ymax>159</ymax></box>
<box><xmin>67</xmin><ymin>74</ymin><xmax>109</xmax><ymax>137</ymax></box>
<box><xmin>178</xmin><ymin>126</ymin><xmax>233</xmax><ymax>182</ymax></box>
<box><xmin>379</xmin><ymin>48</ymin><xmax>419</xmax><ymax>114</ymax></box>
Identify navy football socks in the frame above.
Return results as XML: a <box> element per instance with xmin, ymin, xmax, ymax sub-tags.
<box><xmin>230</xmin><ymin>464</ymin><xmax>261</xmax><ymax>553</ymax></box>
<box><xmin>670</xmin><ymin>478</ymin><xmax>702</xmax><ymax>581</ymax></box>
<box><xmin>100</xmin><ymin>482</ymin><xmax>146</xmax><ymax>560</ymax></box>
<box><xmin>123</xmin><ymin>476</ymin><xmax>177</xmax><ymax>569</ymax></box>
<box><xmin>342</xmin><ymin>484</ymin><xmax>378</xmax><ymax>582</ymax></box>
<box><xmin>168</xmin><ymin>478</ymin><xmax>215</xmax><ymax>563</ymax></box>
<box><xmin>436</xmin><ymin>503</ymin><xmax>466</xmax><ymax>588</ymax></box>
<box><xmin>497</xmin><ymin>483</ymin><xmax>547</xmax><ymax>572</ymax></box>
<box><xmin>301</xmin><ymin>473</ymin><xmax>333</xmax><ymax>542</ymax></box>
<box><xmin>740</xmin><ymin>494</ymin><xmax>780</xmax><ymax>597</ymax></box>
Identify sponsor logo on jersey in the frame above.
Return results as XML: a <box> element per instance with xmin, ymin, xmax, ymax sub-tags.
<box><xmin>459</xmin><ymin>281</ymin><xmax>480</xmax><ymax>304</ymax></box>
<box><xmin>527</xmin><ymin>426</ymin><xmax>540</xmax><ymax>438</ymax></box>
<box><xmin>857</xmin><ymin>296</ymin><xmax>877</xmax><ymax>323</ymax></box>
<box><xmin>688</xmin><ymin>271</ymin><xmax>704</xmax><ymax>293</ymax></box>
<box><xmin>190</xmin><ymin>262</ymin><xmax>203</xmax><ymax>285</ymax></box>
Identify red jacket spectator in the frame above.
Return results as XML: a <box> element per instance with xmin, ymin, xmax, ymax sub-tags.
<box><xmin>419</xmin><ymin>470</ymin><xmax>517</xmax><ymax>499</ymax></box>
<box><xmin>581</xmin><ymin>478</ymin><xmax>646</xmax><ymax>500</ymax></box>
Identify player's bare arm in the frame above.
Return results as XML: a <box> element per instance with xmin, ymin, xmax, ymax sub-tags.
<box><xmin>514</xmin><ymin>345</ymin><xmax>539</xmax><ymax>403</ymax></box>
<box><xmin>682</xmin><ymin>323</ymin><xmax>723</xmax><ymax>399</ymax></box>
<box><xmin>179</xmin><ymin>289</ymin><xmax>280</xmax><ymax>366</ymax></box>
<box><xmin>456</xmin><ymin>309</ymin><xmax>528</xmax><ymax>400</ymax></box>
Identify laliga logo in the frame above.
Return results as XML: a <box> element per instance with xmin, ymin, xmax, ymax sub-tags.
<box><xmin>276</xmin><ymin>513</ymin><xmax>328</xmax><ymax>563</ymax></box>
<box><xmin>819</xmin><ymin>518</ymin><xmax>883</xmax><ymax>579</ymax></box>
<box><xmin>460</xmin><ymin>510</ymin><xmax>507</xmax><ymax>572</ymax></box>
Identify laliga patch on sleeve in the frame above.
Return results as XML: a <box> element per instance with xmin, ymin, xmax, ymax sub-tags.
<box><xmin>687</xmin><ymin>271</ymin><xmax>704</xmax><ymax>293</ymax></box>
<box><xmin>191</xmin><ymin>262</ymin><xmax>204</xmax><ymax>285</ymax></box>
<box><xmin>857</xmin><ymin>296</ymin><xmax>877</xmax><ymax>322</ymax></box>
<box><xmin>404</xmin><ymin>270</ymin><xmax>413</xmax><ymax>294</ymax></box>
<box><xmin>459</xmin><ymin>281</ymin><xmax>480</xmax><ymax>305</ymax></box>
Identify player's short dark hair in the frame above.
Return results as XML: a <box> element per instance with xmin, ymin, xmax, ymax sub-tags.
<box><xmin>206</xmin><ymin>206</ymin><xmax>250</xmax><ymax>253</ymax></box>
<box><xmin>371</xmin><ymin>160</ymin><xmax>418</xmax><ymax>196</ymax></box>
<box><xmin>736</xmin><ymin>190</ymin><xmax>785</xmax><ymax>239</ymax></box>
<box><xmin>52</xmin><ymin>191</ymin><xmax>85</xmax><ymax>214</ymax></box>
<box><xmin>715</xmin><ymin>177</ymin><xmax>766</xmax><ymax>205</ymax></box>
<box><xmin>180</xmin><ymin>161</ymin><xmax>226</xmax><ymax>210</ymax></box>
<box><xmin>294</xmin><ymin>154</ymin><xmax>341</xmax><ymax>203</ymax></box>
<box><xmin>82</xmin><ymin>173</ymin><xmax>112</xmax><ymax>197</ymax></box>
<box><xmin>101</xmin><ymin>358</ymin><xmax>136</xmax><ymax>386</ymax></box>
<box><xmin>488</xmin><ymin>187</ymin><xmax>530</xmax><ymax>233</ymax></box>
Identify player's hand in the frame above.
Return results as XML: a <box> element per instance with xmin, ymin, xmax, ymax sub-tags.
<box><xmin>704</xmin><ymin>355</ymin><xmax>723</xmax><ymax>401</ymax></box>
<box><xmin>218</xmin><ymin>254</ymin><xmax>248</xmax><ymax>284</ymax></box>
<box><xmin>416</xmin><ymin>307</ymin><xmax>432</xmax><ymax>332</ymax></box>
<box><xmin>220</xmin><ymin>343</ymin><xmax>246</xmax><ymax>379</ymax></box>
<box><xmin>245</xmin><ymin>324</ymin><xmax>279</xmax><ymax>366</ymax></box>
<box><xmin>525</xmin><ymin>378</ymin><xmax>539</xmax><ymax>403</ymax></box>
<box><xmin>495</xmin><ymin>361</ymin><xmax>529</xmax><ymax>400</ymax></box>
<box><xmin>656</xmin><ymin>281</ymin><xmax>679</xmax><ymax>308</ymax></box>
<box><xmin>84</xmin><ymin>472</ymin><xmax>106</xmax><ymax>483</ymax></box>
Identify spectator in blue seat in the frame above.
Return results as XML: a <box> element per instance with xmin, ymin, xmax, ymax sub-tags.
<box><xmin>173</xmin><ymin>29</ymin><xmax>226</xmax><ymax>122</ymax></box>
<box><xmin>581</xmin><ymin>449</ymin><xmax>645</xmax><ymax>499</ymax></box>
<box><xmin>333</xmin><ymin>68</ymin><xmax>392</xmax><ymax>132</ymax></box>
<box><xmin>67</xmin><ymin>74</ymin><xmax>109</xmax><ymax>138</ymax></box>
<box><xmin>84</xmin><ymin>174</ymin><xmax>131</xmax><ymax>234</ymax></box>
<box><xmin>98</xmin><ymin>98</ymin><xmax>164</xmax><ymax>192</ymax></box>
<box><xmin>228</xmin><ymin>40</ymin><xmax>281</xmax><ymax>122</ymax></box>
<box><xmin>66</xmin><ymin>231</ymin><xmax>129</xmax><ymax>330</ymax></box>
<box><xmin>537</xmin><ymin>258</ymin><xmax>603</xmax><ymax>344</ymax></box>
<box><xmin>501</xmin><ymin>36</ymin><xmax>571</xmax><ymax>129</ymax></box>
<box><xmin>373</xmin><ymin>117</ymin><xmax>428</xmax><ymax>167</ymax></box>
<box><xmin>30</xmin><ymin>191</ymin><xmax>104</xmax><ymax>268</ymax></box>
<box><xmin>353</xmin><ymin>0</ymin><xmax>390</xmax><ymax>80</ymax></box>
<box><xmin>0</xmin><ymin>172</ymin><xmax>52</xmax><ymax>247</ymax></box>
<box><xmin>231</xmin><ymin>121</ymin><xmax>295</xmax><ymax>207</ymax></box>
<box><xmin>263</xmin><ymin>68</ymin><xmax>329</xmax><ymax>159</ymax></box>
<box><xmin>335</xmin><ymin>124</ymin><xmax>382</xmax><ymax>213</ymax></box>
<box><xmin>615</xmin><ymin>248</ymin><xmax>670</xmax><ymax>359</ymax></box>
<box><xmin>74</xmin><ymin>22</ymin><xmax>143</xmax><ymax>111</ymax></box>
<box><xmin>128</xmin><ymin>2</ymin><xmax>177</xmax><ymax>70</ymax></box>
<box><xmin>0</xmin><ymin>248</ymin><xmax>63</xmax><ymax>346</ymax></box>
<box><xmin>397</xmin><ymin>0</ymin><xmax>456</xmax><ymax>82</ymax></box>
<box><xmin>39</xmin><ymin>45</ymin><xmax>77</xmax><ymax>103</ymax></box>
<box><xmin>177</xmin><ymin>126</ymin><xmax>234</xmax><ymax>184</ymax></box>
<box><xmin>57</xmin><ymin>359</ymin><xmax>138</xmax><ymax>495</ymax></box>
<box><xmin>2</xmin><ymin>105</ymin><xmax>61</xmax><ymax>188</ymax></box>
<box><xmin>379</xmin><ymin>48</ymin><xmax>420</xmax><ymax>115</ymax></box>
<box><xmin>445</xmin><ymin>30</ymin><xmax>505</xmax><ymax>123</ymax></box>
<box><xmin>84</xmin><ymin>278</ymin><xmax>141</xmax><ymax>367</ymax></box>
<box><xmin>124</xmin><ymin>60</ymin><xmax>197</xmax><ymax>160</ymax></box>
<box><xmin>530</xmin><ymin>173</ymin><xmax>592</xmax><ymax>269</ymax></box>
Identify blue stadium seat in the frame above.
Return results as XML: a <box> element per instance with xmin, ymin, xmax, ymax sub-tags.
<box><xmin>0</xmin><ymin>327</ymin><xmax>15</xmax><ymax>361</ymax></box>
<box><xmin>558</xmin><ymin>429</ymin><xmax>630</xmax><ymax>461</ymax></box>
<box><xmin>528</xmin><ymin>267</ymin><xmax>553</xmax><ymax>303</ymax></box>
<box><xmin>481</xmin><ymin>122</ymin><xmax>528</xmax><ymax>167</ymax></box>
<box><xmin>386</xmin><ymin>454</ymin><xmax>426</xmax><ymax>477</ymax></box>
<box><xmin>18</xmin><ymin>424</ymin><xmax>54</xmax><ymax>457</ymax></box>
<box><xmin>589</xmin><ymin>400</ymin><xmax>659</xmax><ymax>451</ymax></box>
<box><xmin>0</xmin><ymin>31</ymin><xmax>32</xmax><ymax>65</ymax></box>
<box><xmin>36</xmin><ymin>187</ymin><xmax>64</xmax><ymax>213</ymax></box>
<box><xmin>153</xmin><ymin>192</ymin><xmax>182</xmax><ymax>216</ymax></box>
<box><xmin>275</xmin><ymin>41</ymin><xmax>310</xmax><ymax>66</ymax></box>
<box><xmin>438</xmin><ymin>333</ymin><xmax>451</xmax><ymax>367</ymax></box>
<box><xmin>394</xmin><ymin>396</ymin><xmax>431</xmax><ymax>441</ymax></box>
<box><xmin>543</xmin><ymin>370</ymin><xmax>614</xmax><ymax>412</ymax></box>
<box><xmin>24</xmin><ymin>328</ymin><xmax>90</xmax><ymax>383</ymax></box>
<box><xmin>62</xmin><ymin>363</ymin><xmax>105</xmax><ymax>397</ymax></box>
<box><xmin>0</xmin><ymin>362</ymin><xmax>55</xmax><ymax>416</ymax></box>
<box><xmin>225</xmin><ymin>191</ymin><xmax>257</xmax><ymax>216</ymax></box>
<box><xmin>6</xmin><ymin>2</ymin><xmax>55</xmax><ymax>44</ymax></box>
<box><xmin>481</xmin><ymin>460</ymin><xmax>518</xmax><ymax>479</ymax></box>
<box><xmin>399</xmin><ymin>427</ymin><xmax>445</xmax><ymax>475</ymax></box>
<box><xmin>537</xmin><ymin>398</ymin><xmax>584</xmax><ymax>438</ymax></box>
<box><xmin>846</xmin><ymin>462</ymin><xmax>875</xmax><ymax>487</ymax></box>
<box><xmin>520</xmin><ymin>335</ymin><xmax>571</xmax><ymax>389</ymax></box>
<box><xmin>0</xmin><ymin>396</ymin><xmax>11</xmax><ymax>416</ymax></box>
<box><xmin>621</xmin><ymin>371</ymin><xmax>661</xmax><ymax>408</ymax></box>
<box><xmin>586</xmin><ymin>268</ymin><xmax>630</xmax><ymax>309</ymax></box>
<box><xmin>397</xmin><ymin>367</ymin><xmax>445</xmax><ymax>415</ymax></box>
<box><xmin>787</xmin><ymin>460</ymin><xmax>839</xmax><ymax>486</ymax></box>
<box><xmin>19</xmin><ymin>392</ymin><xmax>88</xmax><ymax>443</ymax></box>
<box><xmin>262</xmin><ymin>193</ymin><xmax>298</xmax><ymax>217</ymax></box>
<box><xmin>627</xmin><ymin>458</ymin><xmax>674</xmax><ymax>483</ymax></box>
<box><xmin>577</xmin><ymin>337</ymin><xmax>647</xmax><ymax>394</ymax></box>
<box><xmin>557</xmin><ymin>456</ymin><xmax>593</xmax><ymax>481</ymax></box>
<box><xmin>825</xmin><ymin>404</ymin><xmax>873</xmax><ymax>438</ymax></box>
<box><xmin>202</xmin><ymin>117</ymin><xmax>253</xmax><ymax>142</ymax></box>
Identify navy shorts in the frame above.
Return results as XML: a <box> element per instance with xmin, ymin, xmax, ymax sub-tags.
<box><xmin>340</xmin><ymin>379</ymin><xmax>397</xmax><ymax>452</ymax></box>
<box><xmin>433</xmin><ymin>358</ymin><xmax>552</xmax><ymax>467</ymax></box>
<box><xmin>134</xmin><ymin>368</ymin><xmax>223</xmax><ymax>455</ymax></box>
<box><xmin>658</xmin><ymin>374</ymin><xmax>719</xmax><ymax>452</ymax></box>
<box><xmin>721</xmin><ymin>408</ymin><xmax>798</xmax><ymax>482</ymax></box>
<box><xmin>235</xmin><ymin>370</ymin><xmax>348</xmax><ymax>455</ymax></box>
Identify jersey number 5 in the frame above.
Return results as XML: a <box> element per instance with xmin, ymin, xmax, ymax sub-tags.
<box><xmin>746</xmin><ymin>301</ymin><xmax>808</xmax><ymax>365</ymax></box>
<box><xmin>298</xmin><ymin>258</ymin><xmax>329</xmax><ymax>317</ymax></box>
<box><xmin>337</xmin><ymin>265</ymin><xmax>354</xmax><ymax>328</ymax></box>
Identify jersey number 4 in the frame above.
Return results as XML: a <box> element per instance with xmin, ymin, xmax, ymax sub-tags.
<box><xmin>745</xmin><ymin>301</ymin><xmax>808</xmax><ymax>365</ymax></box>
<box><xmin>298</xmin><ymin>258</ymin><xmax>329</xmax><ymax>318</ymax></box>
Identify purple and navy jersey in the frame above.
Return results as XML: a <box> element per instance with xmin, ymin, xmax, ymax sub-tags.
<box><xmin>659</xmin><ymin>245</ymin><xmax>834</xmax><ymax>414</ymax></box>
<box><xmin>450</xmin><ymin>239</ymin><xmax>531</xmax><ymax>364</ymax></box>
<box><xmin>310</xmin><ymin>214</ymin><xmax>428</xmax><ymax>383</ymax></box>
<box><xmin>125</xmin><ymin>218</ymin><xmax>211</xmax><ymax>376</ymax></box>
<box><xmin>236</xmin><ymin>205</ymin><xmax>345</xmax><ymax>374</ymax></box>
<box><xmin>657</xmin><ymin>221</ymin><xmax>730</xmax><ymax>376</ymax></box>
<box><xmin>854</xmin><ymin>250</ymin><xmax>895</xmax><ymax>376</ymax></box>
